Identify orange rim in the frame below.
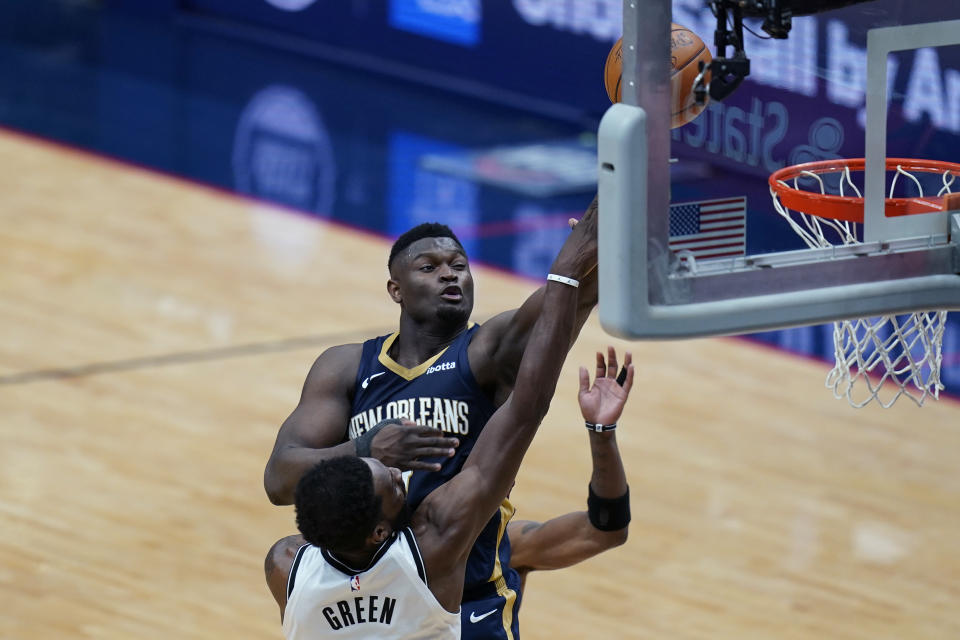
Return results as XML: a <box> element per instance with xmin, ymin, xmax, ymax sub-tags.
<box><xmin>768</xmin><ymin>158</ymin><xmax>960</xmax><ymax>222</ymax></box>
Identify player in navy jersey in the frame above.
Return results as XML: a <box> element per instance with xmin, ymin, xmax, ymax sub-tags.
<box><xmin>265</xmin><ymin>348</ymin><xmax>634</xmax><ymax>639</ymax></box>
<box><xmin>347</xmin><ymin>322</ymin><xmax>516</xmax><ymax>628</ymax></box>
<box><xmin>264</xmin><ymin>197</ymin><xmax>597</xmax><ymax>638</ymax></box>
<box><xmin>265</xmin><ymin>228</ymin><xmax>633</xmax><ymax>638</ymax></box>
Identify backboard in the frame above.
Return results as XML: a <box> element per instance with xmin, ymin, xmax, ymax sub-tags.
<box><xmin>598</xmin><ymin>0</ymin><xmax>960</xmax><ymax>339</ymax></box>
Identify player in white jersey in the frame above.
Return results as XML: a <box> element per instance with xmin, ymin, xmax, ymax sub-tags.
<box><xmin>265</xmin><ymin>212</ymin><xmax>635</xmax><ymax>639</ymax></box>
<box><xmin>264</xmin><ymin>198</ymin><xmax>598</xmax><ymax>638</ymax></box>
<box><xmin>280</xmin><ymin>527</ymin><xmax>458</xmax><ymax>638</ymax></box>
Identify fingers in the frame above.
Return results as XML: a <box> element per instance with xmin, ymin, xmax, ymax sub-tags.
<box><xmin>404</xmin><ymin>460</ymin><xmax>445</xmax><ymax>472</ymax></box>
<box><xmin>425</xmin><ymin>435</ymin><xmax>459</xmax><ymax>449</ymax></box>
<box><xmin>414</xmin><ymin>431</ymin><xmax>458</xmax><ymax>461</ymax></box>
<box><xmin>616</xmin><ymin>366</ymin><xmax>627</xmax><ymax>386</ymax></box>
<box><xmin>610</xmin><ymin>348</ymin><xmax>634</xmax><ymax>394</ymax></box>
<box><xmin>578</xmin><ymin>365</ymin><xmax>590</xmax><ymax>394</ymax></box>
<box><xmin>587</xmin><ymin>347</ymin><xmax>632</xmax><ymax>389</ymax></box>
<box><xmin>413</xmin><ymin>446</ymin><xmax>458</xmax><ymax>461</ymax></box>
<box><xmin>616</xmin><ymin>350</ymin><xmax>632</xmax><ymax>386</ymax></box>
<box><xmin>568</xmin><ymin>217</ymin><xmax>579</xmax><ymax>229</ymax></box>
<box><xmin>606</xmin><ymin>345</ymin><xmax>618</xmax><ymax>379</ymax></box>
<box><xmin>401</xmin><ymin>433</ymin><xmax>459</xmax><ymax>471</ymax></box>
<box><xmin>621</xmin><ymin>362</ymin><xmax>635</xmax><ymax>395</ymax></box>
<box><xmin>415</xmin><ymin>429</ymin><xmax>458</xmax><ymax>446</ymax></box>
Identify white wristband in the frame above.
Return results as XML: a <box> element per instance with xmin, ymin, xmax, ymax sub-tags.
<box><xmin>547</xmin><ymin>273</ymin><xmax>579</xmax><ymax>288</ymax></box>
<box><xmin>585</xmin><ymin>421</ymin><xmax>617</xmax><ymax>432</ymax></box>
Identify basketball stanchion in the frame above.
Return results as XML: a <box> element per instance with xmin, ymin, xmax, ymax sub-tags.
<box><xmin>769</xmin><ymin>158</ymin><xmax>960</xmax><ymax>408</ymax></box>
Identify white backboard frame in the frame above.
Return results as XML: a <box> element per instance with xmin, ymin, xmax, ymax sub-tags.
<box><xmin>597</xmin><ymin>2</ymin><xmax>960</xmax><ymax>340</ymax></box>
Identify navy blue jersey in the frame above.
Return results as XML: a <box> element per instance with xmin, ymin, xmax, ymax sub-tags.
<box><xmin>349</xmin><ymin>324</ymin><xmax>523</xmax><ymax>639</ymax></box>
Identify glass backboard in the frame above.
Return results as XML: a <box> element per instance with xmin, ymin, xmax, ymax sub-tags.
<box><xmin>598</xmin><ymin>0</ymin><xmax>960</xmax><ymax>339</ymax></box>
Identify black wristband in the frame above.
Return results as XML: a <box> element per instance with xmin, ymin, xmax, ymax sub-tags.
<box><xmin>354</xmin><ymin>419</ymin><xmax>402</xmax><ymax>458</ymax></box>
<box><xmin>585</xmin><ymin>421</ymin><xmax>617</xmax><ymax>432</ymax></box>
<box><xmin>587</xmin><ymin>483</ymin><xmax>630</xmax><ymax>531</ymax></box>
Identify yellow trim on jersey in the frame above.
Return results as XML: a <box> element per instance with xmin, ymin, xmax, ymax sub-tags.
<box><xmin>491</xmin><ymin>498</ymin><xmax>517</xmax><ymax>640</ymax></box>
<box><xmin>376</xmin><ymin>323</ymin><xmax>476</xmax><ymax>381</ymax></box>
<box><xmin>377</xmin><ymin>332</ymin><xmax>449</xmax><ymax>380</ymax></box>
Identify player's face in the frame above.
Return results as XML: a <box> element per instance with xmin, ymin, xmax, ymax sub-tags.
<box><xmin>391</xmin><ymin>237</ymin><xmax>474</xmax><ymax>326</ymax></box>
<box><xmin>364</xmin><ymin>458</ymin><xmax>411</xmax><ymax>531</ymax></box>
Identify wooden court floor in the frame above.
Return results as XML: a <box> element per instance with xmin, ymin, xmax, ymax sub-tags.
<box><xmin>1</xmin><ymin>129</ymin><xmax>958</xmax><ymax>639</ymax></box>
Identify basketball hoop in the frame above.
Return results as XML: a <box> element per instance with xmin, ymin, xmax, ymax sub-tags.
<box><xmin>769</xmin><ymin>157</ymin><xmax>960</xmax><ymax>408</ymax></box>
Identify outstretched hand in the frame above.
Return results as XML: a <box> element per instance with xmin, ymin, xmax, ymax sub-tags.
<box><xmin>578</xmin><ymin>347</ymin><xmax>634</xmax><ymax>427</ymax></box>
<box><xmin>370</xmin><ymin>419</ymin><xmax>459</xmax><ymax>471</ymax></box>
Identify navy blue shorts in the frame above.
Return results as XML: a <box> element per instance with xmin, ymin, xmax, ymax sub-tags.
<box><xmin>460</xmin><ymin>569</ymin><xmax>523</xmax><ymax>640</ymax></box>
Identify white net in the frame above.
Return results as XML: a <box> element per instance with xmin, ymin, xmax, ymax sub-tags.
<box><xmin>826</xmin><ymin>312</ymin><xmax>946</xmax><ymax>408</ymax></box>
<box><xmin>770</xmin><ymin>162</ymin><xmax>952</xmax><ymax>408</ymax></box>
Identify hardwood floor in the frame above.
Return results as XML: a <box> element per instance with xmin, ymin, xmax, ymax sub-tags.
<box><xmin>2</xmin><ymin>130</ymin><xmax>958</xmax><ymax>639</ymax></box>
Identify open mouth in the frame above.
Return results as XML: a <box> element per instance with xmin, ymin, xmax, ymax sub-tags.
<box><xmin>440</xmin><ymin>286</ymin><xmax>462</xmax><ymax>302</ymax></box>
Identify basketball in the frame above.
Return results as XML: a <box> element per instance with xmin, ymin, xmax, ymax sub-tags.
<box><xmin>603</xmin><ymin>24</ymin><xmax>712</xmax><ymax>129</ymax></box>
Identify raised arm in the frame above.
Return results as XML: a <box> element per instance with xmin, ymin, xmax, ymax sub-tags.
<box><xmin>508</xmin><ymin>349</ymin><xmax>633</xmax><ymax>589</ymax></box>
<box><xmin>469</xmin><ymin>195</ymin><xmax>599</xmax><ymax>405</ymax></box>
<box><xmin>263</xmin><ymin>344</ymin><xmax>459</xmax><ymax>504</ymax></box>
<box><xmin>414</xmin><ymin>216</ymin><xmax>597</xmax><ymax>608</ymax></box>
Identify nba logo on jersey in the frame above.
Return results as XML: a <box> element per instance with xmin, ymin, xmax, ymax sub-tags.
<box><xmin>350</xmin><ymin>576</ymin><xmax>360</xmax><ymax>592</ymax></box>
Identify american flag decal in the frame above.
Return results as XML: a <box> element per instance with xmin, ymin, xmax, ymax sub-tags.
<box><xmin>668</xmin><ymin>197</ymin><xmax>747</xmax><ymax>260</ymax></box>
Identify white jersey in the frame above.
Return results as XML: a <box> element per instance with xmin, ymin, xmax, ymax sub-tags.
<box><xmin>283</xmin><ymin>527</ymin><xmax>461</xmax><ymax>640</ymax></box>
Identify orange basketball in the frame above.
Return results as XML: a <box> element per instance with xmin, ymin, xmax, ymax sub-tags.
<box><xmin>604</xmin><ymin>23</ymin><xmax>712</xmax><ymax>129</ymax></box>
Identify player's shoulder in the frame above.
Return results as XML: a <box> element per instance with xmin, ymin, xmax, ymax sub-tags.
<box><xmin>472</xmin><ymin>308</ymin><xmax>518</xmax><ymax>335</ymax></box>
<box><xmin>265</xmin><ymin>535</ymin><xmax>306</xmax><ymax>598</ymax></box>
<box><xmin>466</xmin><ymin>309</ymin><xmax>520</xmax><ymax>387</ymax></box>
<box><xmin>267</xmin><ymin>534</ymin><xmax>306</xmax><ymax>567</ymax></box>
<box><xmin>316</xmin><ymin>341</ymin><xmax>364</xmax><ymax>362</ymax></box>
<box><xmin>467</xmin><ymin>309</ymin><xmax>518</xmax><ymax>353</ymax></box>
<box><xmin>309</xmin><ymin>342</ymin><xmax>364</xmax><ymax>374</ymax></box>
<box><xmin>299</xmin><ymin>342</ymin><xmax>366</xmax><ymax>395</ymax></box>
